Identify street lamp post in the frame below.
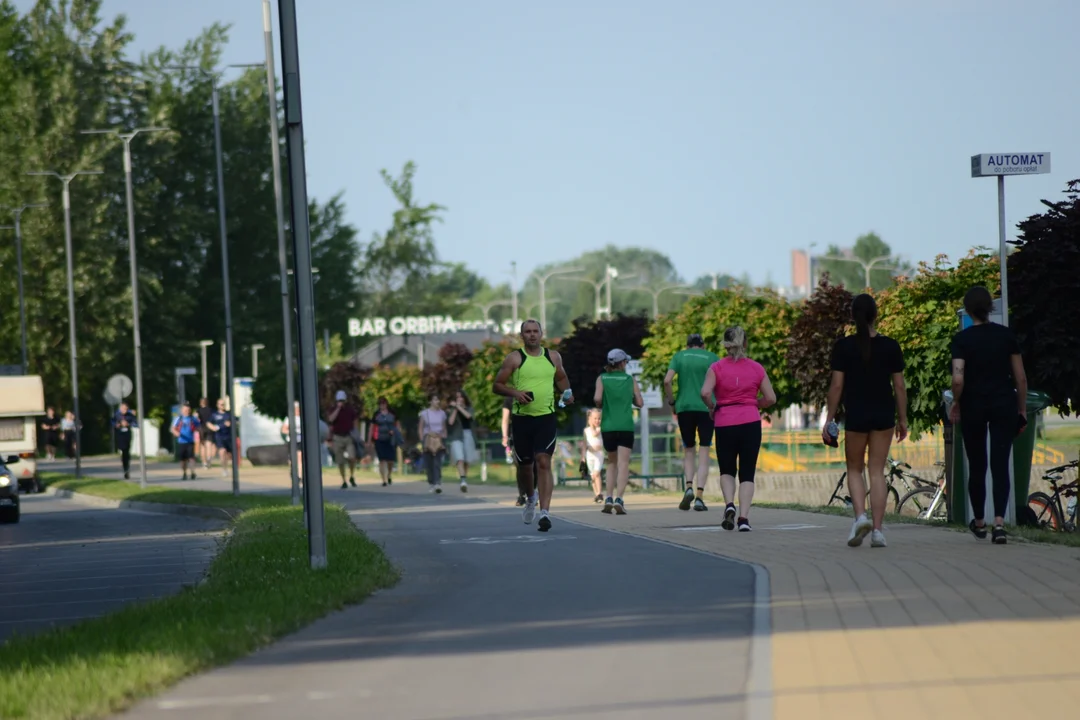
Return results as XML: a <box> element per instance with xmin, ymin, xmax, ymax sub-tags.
<box><xmin>818</xmin><ymin>254</ymin><xmax>897</xmax><ymax>290</ymax></box>
<box><xmin>26</xmin><ymin>169</ymin><xmax>103</xmax><ymax>479</ymax></box>
<box><xmin>530</xmin><ymin>265</ymin><xmax>582</xmax><ymax>331</ymax></box>
<box><xmin>509</xmin><ymin>261</ymin><xmax>519</xmax><ymax>330</ymax></box>
<box><xmin>251</xmin><ymin>344</ymin><xmax>265</xmax><ymax>378</ymax></box>
<box><xmin>561</xmin><ymin>269</ymin><xmax>636</xmax><ymax>319</ymax></box>
<box><xmin>620</xmin><ymin>283</ymin><xmax>693</xmax><ymax>318</ymax></box>
<box><xmin>262</xmin><ymin>0</ymin><xmax>300</xmax><ymax>506</ymax></box>
<box><xmin>81</xmin><ymin>126</ymin><xmax>170</xmax><ymax>490</ymax></box>
<box><xmin>0</xmin><ymin>203</ymin><xmax>47</xmax><ymax>374</ymax></box>
<box><xmin>198</xmin><ymin>340</ymin><xmax>214</xmax><ymax>398</ymax></box>
<box><xmin>277</xmin><ymin>0</ymin><xmax>328</xmax><ymax>568</ymax></box>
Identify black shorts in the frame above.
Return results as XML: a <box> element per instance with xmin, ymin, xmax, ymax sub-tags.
<box><xmin>510</xmin><ymin>413</ymin><xmax>557</xmax><ymax>465</ymax></box>
<box><xmin>715</xmin><ymin>420</ymin><xmax>762</xmax><ymax>484</ymax></box>
<box><xmin>375</xmin><ymin>439</ymin><xmax>396</xmax><ymax>462</ymax></box>
<box><xmin>602</xmin><ymin>430</ymin><xmax>634</xmax><ymax>453</ymax></box>
<box><xmin>177</xmin><ymin>442</ymin><xmax>195</xmax><ymax>461</ymax></box>
<box><xmin>677</xmin><ymin>411</ymin><xmax>714</xmax><ymax>448</ymax></box>
<box><xmin>844</xmin><ymin>410</ymin><xmax>895</xmax><ymax>434</ymax></box>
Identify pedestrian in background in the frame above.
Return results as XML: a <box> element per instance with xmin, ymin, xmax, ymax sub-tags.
<box><xmin>112</xmin><ymin>401</ymin><xmax>138</xmax><ymax>479</ymax></box>
<box><xmin>171</xmin><ymin>403</ymin><xmax>201</xmax><ymax>481</ymax></box>
<box><xmin>596</xmin><ymin>348</ymin><xmax>643</xmax><ymax>515</ymax></box>
<box><xmin>327</xmin><ymin>390</ymin><xmax>359</xmax><ymax>489</ymax></box>
<box><xmin>419</xmin><ymin>394</ymin><xmax>448</xmax><ymax>493</ymax></box>
<box><xmin>950</xmin><ymin>285</ymin><xmax>1028</xmax><ymax>545</ymax></box>
<box><xmin>367</xmin><ymin>396</ymin><xmax>401</xmax><ymax>487</ymax></box>
<box><xmin>41</xmin><ymin>407</ymin><xmax>60</xmax><ymax>461</ymax></box>
<box><xmin>447</xmin><ymin>389</ymin><xmax>478</xmax><ymax>492</ymax></box>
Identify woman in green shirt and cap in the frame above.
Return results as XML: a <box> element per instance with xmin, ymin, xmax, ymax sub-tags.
<box><xmin>594</xmin><ymin>348</ymin><xmax>643</xmax><ymax>515</ymax></box>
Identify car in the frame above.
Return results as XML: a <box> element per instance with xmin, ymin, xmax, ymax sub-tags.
<box><xmin>0</xmin><ymin>454</ymin><xmax>20</xmax><ymax>523</ymax></box>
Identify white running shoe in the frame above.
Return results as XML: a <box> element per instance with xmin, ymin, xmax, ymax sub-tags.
<box><xmin>847</xmin><ymin>516</ymin><xmax>872</xmax><ymax>547</ymax></box>
<box><xmin>871</xmin><ymin>529</ymin><xmax>887</xmax><ymax>548</ymax></box>
<box><xmin>522</xmin><ymin>494</ymin><xmax>538</xmax><ymax>524</ymax></box>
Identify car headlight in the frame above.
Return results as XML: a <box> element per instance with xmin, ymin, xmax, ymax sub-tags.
<box><xmin>0</xmin><ymin>475</ymin><xmax>11</xmax><ymax>487</ymax></box>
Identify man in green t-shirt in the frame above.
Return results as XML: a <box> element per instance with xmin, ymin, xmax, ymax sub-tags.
<box><xmin>664</xmin><ymin>333</ymin><xmax>719</xmax><ymax>512</ymax></box>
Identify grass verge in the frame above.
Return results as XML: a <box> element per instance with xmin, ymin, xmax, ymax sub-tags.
<box><xmin>42</xmin><ymin>472</ymin><xmax>290</xmax><ymax>510</ymax></box>
<box><xmin>0</xmin><ymin>503</ymin><xmax>400</xmax><ymax>720</ymax></box>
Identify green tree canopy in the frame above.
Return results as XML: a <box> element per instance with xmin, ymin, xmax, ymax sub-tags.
<box><xmin>815</xmin><ymin>232</ymin><xmax>911</xmax><ymax>292</ymax></box>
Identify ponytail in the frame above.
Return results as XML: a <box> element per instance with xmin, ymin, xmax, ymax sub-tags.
<box><xmin>851</xmin><ymin>293</ymin><xmax>877</xmax><ymax>364</ymax></box>
<box><xmin>722</xmin><ymin>326</ymin><xmax>748</xmax><ymax>361</ymax></box>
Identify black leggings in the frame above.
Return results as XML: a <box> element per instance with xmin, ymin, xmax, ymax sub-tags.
<box><xmin>715</xmin><ymin>420</ymin><xmax>762</xmax><ymax>484</ymax></box>
<box><xmin>960</xmin><ymin>403</ymin><xmax>1016</xmax><ymax>520</ymax></box>
<box><xmin>119</xmin><ymin>445</ymin><xmax>131</xmax><ymax>473</ymax></box>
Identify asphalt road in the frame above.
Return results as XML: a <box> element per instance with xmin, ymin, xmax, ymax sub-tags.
<box><xmin>0</xmin><ymin>492</ymin><xmax>226</xmax><ymax>644</ymax></box>
<box><xmin>124</xmin><ymin>487</ymin><xmax>759</xmax><ymax>720</ymax></box>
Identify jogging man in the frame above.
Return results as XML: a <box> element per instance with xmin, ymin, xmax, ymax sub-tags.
<box><xmin>112</xmin><ymin>401</ymin><xmax>138</xmax><ymax>479</ymax></box>
<box><xmin>664</xmin><ymin>333</ymin><xmax>719</xmax><ymax>512</ymax></box>
<box><xmin>197</xmin><ymin>398</ymin><xmax>216</xmax><ymax>470</ymax></box>
<box><xmin>493</xmin><ymin>319</ymin><xmax>574</xmax><ymax>532</ymax></box>
<box><xmin>171</xmin><ymin>403</ymin><xmax>201</xmax><ymax>481</ymax></box>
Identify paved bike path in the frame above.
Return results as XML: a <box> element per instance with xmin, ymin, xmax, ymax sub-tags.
<box><xmin>123</xmin><ymin>487</ymin><xmax>760</xmax><ymax>719</ymax></box>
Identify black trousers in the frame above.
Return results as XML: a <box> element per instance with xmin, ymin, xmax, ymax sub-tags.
<box><xmin>960</xmin><ymin>402</ymin><xmax>1017</xmax><ymax>520</ymax></box>
<box><xmin>118</xmin><ymin>442</ymin><xmax>132</xmax><ymax>473</ymax></box>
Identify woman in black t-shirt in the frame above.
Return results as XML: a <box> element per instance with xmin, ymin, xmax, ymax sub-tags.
<box><xmin>949</xmin><ymin>286</ymin><xmax>1028</xmax><ymax>545</ymax></box>
<box><xmin>823</xmin><ymin>294</ymin><xmax>909</xmax><ymax>549</ymax></box>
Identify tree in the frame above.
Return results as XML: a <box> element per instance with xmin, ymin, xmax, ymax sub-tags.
<box><xmin>786</xmin><ymin>275</ymin><xmax>853</xmax><ymax>413</ymax></box>
<box><xmin>558</xmin><ymin>313</ymin><xmax>651</xmax><ymax>407</ymax></box>
<box><xmin>690</xmin><ymin>273</ymin><xmax>737</xmax><ymax>292</ymax></box>
<box><xmin>875</xmin><ymin>252</ymin><xmax>1000</xmax><ymax>437</ymax></box>
<box><xmin>462</xmin><ymin>339</ymin><xmax>519</xmax><ymax>433</ymax></box>
<box><xmin>422</xmin><ymin>342</ymin><xmax>473</xmax><ymax>401</ymax></box>
<box><xmin>360</xmin><ymin>364</ymin><xmax>426</xmax><ymax>436</ymax></box>
<box><xmin>640</xmin><ymin>288</ymin><xmax>801</xmax><ymax>413</ymax></box>
<box><xmin>815</xmin><ymin>232</ymin><xmax>910</xmax><ymax>292</ymax></box>
<box><xmin>1010</xmin><ymin>178</ymin><xmax>1080</xmax><ymax>417</ymax></box>
<box><xmin>318</xmin><ymin>360</ymin><xmax>371</xmax><ymax>416</ymax></box>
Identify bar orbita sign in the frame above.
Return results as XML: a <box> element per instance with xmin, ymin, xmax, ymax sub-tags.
<box><xmin>348</xmin><ymin>315</ymin><xmax>514</xmax><ymax>337</ymax></box>
<box><xmin>971</xmin><ymin>153</ymin><xmax>1050</xmax><ymax>178</ymax></box>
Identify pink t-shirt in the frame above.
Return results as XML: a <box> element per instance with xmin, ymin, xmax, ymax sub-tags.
<box><xmin>710</xmin><ymin>357</ymin><xmax>766</xmax><ymax>427</ymax></box>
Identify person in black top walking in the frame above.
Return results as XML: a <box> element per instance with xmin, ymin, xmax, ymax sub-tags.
<box><xmin>824</xmin><ymin>293</ymin><xmax>908</xmax><ymax>549</ymax></box>
<box><xmin>113</xmin><ymin>402</ymin><xmax>139</xmax><ymax>479</ymax></box>
<box><xmin>949</xmin><ymin>286</ymin><xmax>1028</xmax><ymax>545</ymax></box>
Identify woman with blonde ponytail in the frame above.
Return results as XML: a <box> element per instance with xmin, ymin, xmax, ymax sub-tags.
<box><xmin>700</xmin><ymin>326</ymin><xmax>777</xmax><ymax>532</ymax></box>
<box><xmin>824</xmin><ymin>293</ymin><xmax>908</xmax><ymax>549</ymax></box>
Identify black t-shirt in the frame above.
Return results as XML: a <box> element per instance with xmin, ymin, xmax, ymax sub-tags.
<box><xmin>830</xmin><ymin>334</ymin><xmax>905</xmax><ymax>419</ymax></box>
<box><xmin>951</xmin><ymin>323</ymin><xmax>1021</xmax><ymax>409</ymax></box>
<box><xmin>197</xmin><ymin>406</ymin><xmax>215</xmax><ymax>432</ymax></box>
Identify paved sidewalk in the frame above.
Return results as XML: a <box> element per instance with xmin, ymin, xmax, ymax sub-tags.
<box><xmin>545</xmin><ymin>495</ymin><xmax>1080</xmax><ymax>720</ymax></box>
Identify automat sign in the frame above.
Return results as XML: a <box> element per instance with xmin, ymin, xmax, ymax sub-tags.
<box><xmin>970</xmin><ymin>153</ymin><xmax>1050</xmax><ymax>177</ymax></box>
<box><xmin>348</xmin><ymin>315</ymin><xmax>515</xmax><ymax>337</ymax></box>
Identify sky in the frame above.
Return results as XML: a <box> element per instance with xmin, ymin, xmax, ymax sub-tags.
<box><xmin>15</xmin><ymin>0</ymin><xmax>1078</xmax><ymax>288</ymax></box>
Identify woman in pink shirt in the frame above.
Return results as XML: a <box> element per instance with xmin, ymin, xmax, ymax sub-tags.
<box><xmin>700</xmin><ymin>326</ymin><xmax>777</xmax><ymax>532</ymax></box>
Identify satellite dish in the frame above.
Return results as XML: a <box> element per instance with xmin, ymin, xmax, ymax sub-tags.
<box><xmin>106</xmin><ymin>374</ymin><xmax>133</xmax><ymax>401</ymax></box>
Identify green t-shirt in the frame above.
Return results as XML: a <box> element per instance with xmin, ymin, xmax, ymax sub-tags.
<box><xmin>600</xmin><ymin>372</ymin><xmax>635</xmax><ymax>432</ymax></box>
<box><xmin>668</xmin><ymin>348</ymin><xmax>720</xmax><ymax>413</ymax></box>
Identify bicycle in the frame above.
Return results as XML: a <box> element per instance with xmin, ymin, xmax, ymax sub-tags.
<box><xmin>826</xmin><ymin>457</ymin><xmax>923</xmax><ymax>513</ymax></box>
<box><xmin>896</xmin><ymin>461</ymin><xmax>948</xmax><ymax>521</ymax></box>
<box><xmin>1026</xmin><ymin>460</ymin><xmax>1079</xmax><ymax>532</ymax></box>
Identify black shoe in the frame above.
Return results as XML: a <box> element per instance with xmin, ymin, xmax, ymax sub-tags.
<box><xmin>969</xmin><ymin>519</ymin><xmax>988</xmax><ymax>539</ymax></box>
<box><xmin>382</xmin><ymin>480</ymin><xmax>387</xmax><ymax>487</ymax></box>
<box><xmin>594</xmin><ymin>493</ymin><xmax>604</xmax><ymax>503</ymax></box>
<box><xmin>340</xmin><ymin>481</ymin><xmax>348</xmax><ymax>489</ymax></box>
<box><xmin>538</xmin><ymin>515</ymin><xmax>552</xmax><ymax>532</ymax></box>
<box><xmin>693</xmin><ymin>498</ymin><xmax>708</xmax><ymax>512</ymax></box>
<box><xmin>191</xmin><ymin>472</ymin><xmax>197</xmax><ymax>480</ymax></box>
<box><xmin>349</xmin><ymin>476</ymin><xmax>357</xmax><ymax>487</ymax></box>
<box><xmin>123</xmin><ymin>472</ymin><xmax>129</xmax><ymax>479</ymax></box>
<box><xmin>182</xmin><ymin>473</ymin><xmax>188</xmax><ymax>481</ymax></box>
<box><xmin>737</xmin><ymin>517</ymin><xmax>752</xmax><ymax>532</ymax></box>
<box><xmin>722</xmin><ymin>504</ymin><xmax>736</xmax><ymax>530</ymax></box>
<box><xmin>387</xmin><ymin>476</ymin><xmax>392</xmax><ymax>485</ymax></box>
<box><xmin>515</xmin><ymin>495</ymin><xmax>526</xmax><ymax>507</ymax></box>
<box><xmin>992</xmin><ymin>525</ymin><xmax>1007</xmax><ymax>544</ymax></box>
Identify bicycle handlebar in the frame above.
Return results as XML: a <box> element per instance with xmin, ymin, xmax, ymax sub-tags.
<box><xmin>1046</xmin><ymin>460</ymin><xmax>1080</xmax><ymax>474</ymax></box>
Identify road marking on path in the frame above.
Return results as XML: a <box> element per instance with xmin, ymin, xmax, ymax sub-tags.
<box><xmin>671</xmin><ymin>523</ymin><xmax>824</xmax><ymax>532</ymax></box>
<box><xmin>440</xmin><ymin>534</ymin><xmax>578</xmax><ymax>545</ymax></box>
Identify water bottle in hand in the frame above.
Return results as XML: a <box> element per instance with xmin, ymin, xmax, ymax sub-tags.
<box><xmin>558</xmin><ymin>389</ymin><xmax>573</xmax><ymax>408</ymax></box>
<box><xmin>824</xmin><ymin>421</ymin><xmax>840</xmax><ymax>448</ymax></box>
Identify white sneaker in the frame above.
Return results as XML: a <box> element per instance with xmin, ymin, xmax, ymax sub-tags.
<box><xmin>847</xmin><ymin>516</ymin><xmax>872</xmax><ymax>547</ymax></box>
<box><xmin>871</xmin><ymin>529</ymin><xmax>887</xmax><ymax>548</ymax></box>
<box><xmin>523</xmin><ymin>495</ymin><xmax>537</xmax><ymax>524</ymax></box>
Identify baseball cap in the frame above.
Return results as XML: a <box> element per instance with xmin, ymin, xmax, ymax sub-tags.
<box><xmin>687</xmin><ymin>333</ymin><xmax>704</xmax><ymax>347</ymax></box>
<box><xmin>335</xmin><ymin>390</ymin><xmax>347</xmax><ymax>401</ymax></box>
<box><xmin>607</xmin><ymin>348</ymin><xmax>630</xmax><ymax>364</ymax></box>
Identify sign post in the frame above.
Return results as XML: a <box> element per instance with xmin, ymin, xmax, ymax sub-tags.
<box><xmin>970</xmin><ymin>153</ymin><xmax>1050</xmax><ymax>327</ymax></box>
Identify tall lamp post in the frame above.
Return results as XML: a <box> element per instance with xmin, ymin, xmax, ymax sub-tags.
<box><xmin>26</xmin><ymin>169</ymin><xmax>103</xmax><ymax>479</ymax></box>
<box><xmin>530</xmin><ymin>265</ymin><xmax>582</xmax><ymax>331</ymax></box>
<box><xmin>620</xmin><ymin>283</ymin><xmax>693</xmax><ymax>319</ymax></box>
<box><xmin>0</xmin><ymin>203</ymin><xmax>47</xmax><ymax>374</ymax></box>
<box><xmin>81</xmin><ymin>126</ymin><xmax>170</xmax><ymax>490</ymax></box>
<box><xmin>250</xmin><ymin>344</ymin><xmax>265</xmax><ymax>378</ymax></box>
<box><xmin>561</xmin><ymin>269</ymin><xmax>637</xmax><ymax>320</ymax></box>
<box><xmin>165</xmin><ymin>64</ymin><xmax>260</xmax><ymax>497</ymax></box>
<box><xmin>262</xmin><ymin>0</ymin><xmax>300</xmax><ymax>505</ymax></box>
<box><xmin>277</xmin><ymin>0</ymin><xmax>327</xmax><ymax>568</ymax></box>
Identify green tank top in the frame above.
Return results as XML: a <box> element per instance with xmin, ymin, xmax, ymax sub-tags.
<box><xmin>511</xmin><ymin>348</ymin><xmax>556</xmax><ymax>416</ymax></box>
<box><xmin>600</xmin><ymin>372</ymin><xmax>635</xmax><ymax>432</ymax></box>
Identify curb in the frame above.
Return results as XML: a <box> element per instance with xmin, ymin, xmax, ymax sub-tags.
<box><xmin>44</xmin><ymin>486</ymin><xmax>240</xmax><ymax>521</ymax></box>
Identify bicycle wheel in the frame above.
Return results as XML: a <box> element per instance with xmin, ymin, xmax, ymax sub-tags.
<box><xmin>867</xmin><ymin>485</ymin><xmax>899</xmax><ymax>514</ymax></box>
<box><xmin>1027</xmin><ymin>492</ymin><xmax>1063</xmax><ymax>531</ymax></box>
<box><xmin>898</xmin><ymin>487</ymin><xmax>946</xmax><ymax>520</ymax></box>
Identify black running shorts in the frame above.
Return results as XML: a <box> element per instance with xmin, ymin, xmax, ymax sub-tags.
<box><xmin>177</xmin><ymin>442</ymin><xmax>195</xmax><ymax>461</ymax></box>
<box><xmin>601</xmin><ymin>430</ymin><xmax>634</xmax><ymax>453</ymax></box>
<box><xmin>510</xmin><ymin>413</ymin><xmax>557</xmax><ymax>465</ymax></box>
<box><xmin>677</xmin><ymin>411</ymin><xmax>714</xmax><ymax>448</ymax></box>
<box><xmin>715</xmin><ymin>420</ymin><xmax>762</xmax><ymax>484</ymax></box>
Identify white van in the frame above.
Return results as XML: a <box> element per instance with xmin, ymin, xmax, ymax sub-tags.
<box><xmin>0</xmin><ymin>375</ymin><xmax>46</xmax><ymax>493</ymax></box>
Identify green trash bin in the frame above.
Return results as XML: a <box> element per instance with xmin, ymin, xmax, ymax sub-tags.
<box><xmin>949</xmin><ymin>390</ymin><xmax>1051</xmax><ymax>525</ymax></box>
